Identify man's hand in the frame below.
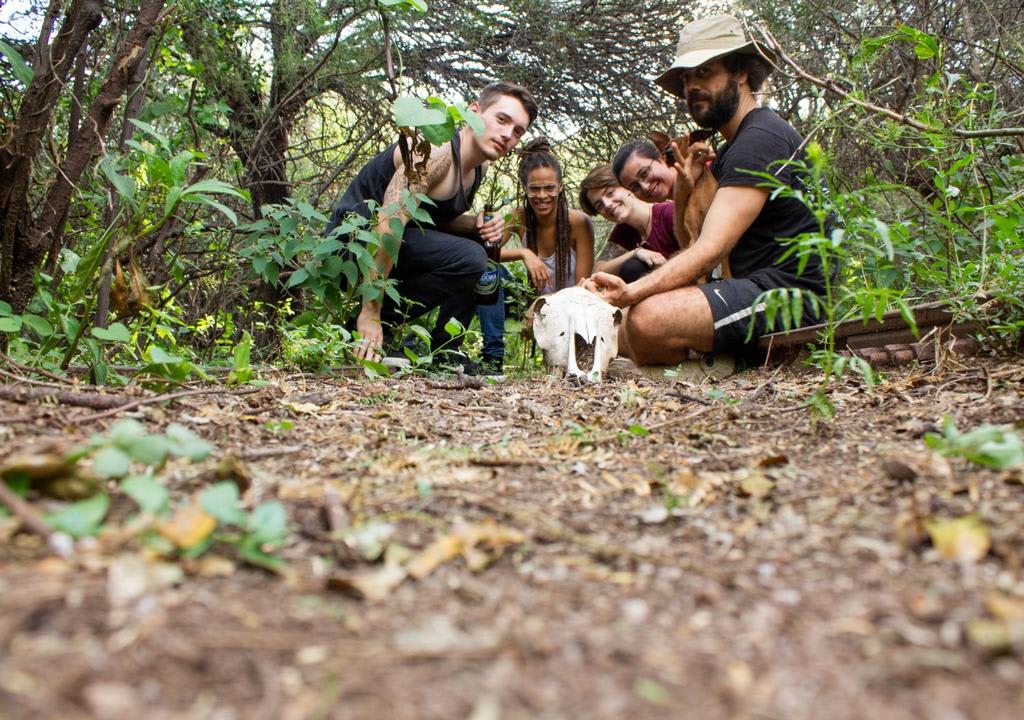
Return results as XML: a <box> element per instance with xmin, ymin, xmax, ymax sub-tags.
<box><xmin>671</xmin><ymin>137</ymin><xmax>716</xmax><ymax>193</ymax></box>
<box><xmin>635</xmin><ymin>248</ymin><xmax>667</xmax><ymax>268</ymax></box>
<box><xmin>476</xmin><ymin>211</ymin><xmax>504</xmax><ymax>244</ymax></box>
<box><xmin>520</xmin><ymin>249</ymin><xmax>551</xmax><ymax>292</ymax></box>
<box><xmin>354</xmin><ymin>302</ymin><xmax>384</xmax><ymax>361</ymax></box>
<box><xmin>582</xmin><ymin>272</ymin><xmax>632</xmax><ymax>307</ymax></box>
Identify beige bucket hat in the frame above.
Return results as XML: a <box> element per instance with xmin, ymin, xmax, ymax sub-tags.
<box><xmin>654</xmin><ymin>15</ymin><xmax>775</xmax><ymax>98</ymax></box>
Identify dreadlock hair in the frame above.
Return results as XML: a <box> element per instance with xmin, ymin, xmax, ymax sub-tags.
<box><xmin>518</xmin><ymin>136</ymin><xmax>573</xmax><ymax>292</ymax></box>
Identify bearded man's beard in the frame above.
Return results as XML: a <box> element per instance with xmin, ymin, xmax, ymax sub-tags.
<box><xmin>688</xmin><ymin>78</ymin><xmax>740</xmax><ymax>130</ymax></box>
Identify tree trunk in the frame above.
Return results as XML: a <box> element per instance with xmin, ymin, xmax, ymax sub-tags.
<box><xmin>21</xmin><ymin>0</ymin><xmax>168</xmax><ymax>313</ymax></box>
<box><xmin>0</xmin><ymin>0</ymin><xmax>102</xmax><ymax>312</ymax></box>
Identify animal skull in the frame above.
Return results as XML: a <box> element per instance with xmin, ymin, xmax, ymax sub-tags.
<box><xmin>529</xmin><ymin>287</ymin><xmax>623</xmax><ymax>383</ymax></box>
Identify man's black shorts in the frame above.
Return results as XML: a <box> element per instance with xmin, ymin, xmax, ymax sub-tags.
<box><xmin>698</xmin><ymin>278</ymin><xmax>822</xmax><ymax>353</ymax></box>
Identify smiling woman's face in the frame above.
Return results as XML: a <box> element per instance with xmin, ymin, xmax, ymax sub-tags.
<box><xmin>585</xmin><ymin>184</ymin><xmax>634</xmax><ymax>223</ymax></box>
<box><xmin>525</xmin><ymin>166</ymin><xmax>562</xmax><ymax>216</ymax></box>
<box><xmin>618</xmin><ymin>152</ymin><xmax>675</xmax><ymax>202</ymax></box>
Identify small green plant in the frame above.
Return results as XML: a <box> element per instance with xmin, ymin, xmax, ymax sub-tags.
<box><xmin>227</xmin><ymin>331</ymin><xmax>254</xmax><ymax>385</ymax></box>
<box><xmin>264</xmin><ymin>419</ymin><xmax>295</xmax><ymax>436</ymax></box>
<box><xmin>0</xmin><ymin>420</ymin><xmax>214</xmax><ymax>538</ymax></box>
<box><xmin>192</xmin><ymin>481</ymin><xmax>288</xmax><ymax>571</ymax></box>
<box><xmin>745</xmin><ymin>142</ymin><xmax>915</xmax><ymax>415</ymax></box>
<box><xmin>924</xmin><ymin>416</ymin><xmax>1024</xmax><ymax>470</ymax></box>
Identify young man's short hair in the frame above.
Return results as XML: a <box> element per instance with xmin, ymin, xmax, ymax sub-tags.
<box><xmin>478</xmin><ymin>81</ymin><xmax>538</xmax><ymax>126</ymax></box>
<box><xmin>578</xmin><ymin>164</ymin><xmax>619</xmax><ymax>216</ymax></box>
<box><xmin>611</xmin><ymin>139</ymin><xmax>660</xmax><ymax>182</ymax></box>
<box><xmin>723</xmin><ymin>53</ymin><xmax>772</xmax><ymax>92</ymax></box>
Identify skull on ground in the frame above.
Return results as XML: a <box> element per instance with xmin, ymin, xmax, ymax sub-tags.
<box><xmin>529</xmin><ymin>287</ymin><xmax>623</xmax><ymax>383</ymax></box>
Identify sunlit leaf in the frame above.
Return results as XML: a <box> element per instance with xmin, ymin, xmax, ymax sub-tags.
<box><xmin>165</xmin><ymin>424</ymin><xmax>214</xmax><ymax>461</ymax></box>
<box><xmin>0</xmin><ymin>39</ymin><xmax>34</xmax><ymax>85</ymax></box>
<box><xmin>122</xmin><ymin>474</ymin><xmax>170</xmax><ymax>515</ymax></box>
<box><xmin>93</xmin><ymin>446</ymin><xmax>131</xmax><ymax>478</ymax></box>
<box><xmin>91</xmin><ymin>322</ymin><xmax>131</xmax><ymax>343</ymax></box>
<box><xmin>925</xmin><ymin>515</ymin><xmax>990</xmax><ymax>563</ymax></box>
<box><xmin>45</xmin><ymin>492</ymin><xmax>109</xmax><ymax>538</ymax></box>
<box><xmin>21</xmin><ymin>313</ymin><xmax>53</xmax><ymax>338</ymax></box>
<box><xmin>199</xmin><ymin>481</ymin><xmax>246</xmax><ymax>526</ymax></box>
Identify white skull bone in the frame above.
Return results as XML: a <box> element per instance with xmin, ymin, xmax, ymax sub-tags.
<box><xmin>529</xmin><ymin>287</ymin><xmax>623</xmax><ymax>383</ymax></box>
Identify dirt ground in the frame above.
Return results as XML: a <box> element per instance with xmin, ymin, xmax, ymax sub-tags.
<box><xmin>2</xmin><ymin>356</ymin><xmax>1023</xmax><ymax>720</ymax></box>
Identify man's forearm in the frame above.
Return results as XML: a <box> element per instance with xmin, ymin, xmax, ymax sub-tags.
<box><xmin>440</xmin><ymin>213</ymin><xmax>478</xmax><ymax>237</ymax></box>
<box><xmin>625</xmin><ymin>240</ymin><xmax>720</xmax><ymax>305</ymax></box>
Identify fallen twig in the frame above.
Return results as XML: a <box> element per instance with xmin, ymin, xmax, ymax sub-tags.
<box><xmin>0</xmin><ymin>479</ymin><xmax>57</xmax><ymax>547</ymax></box>
<box><xmin>1</xmin><ymin>353</ymin><xmax>73</xmax><ymax>385</ymax></box>
<box><xmin>236</xmin><ymin>445</ymin><xmax>304</xmax><ymax>461</ymax></box>
<box><xmin>426</xmin><ymin>375</ymin><xmax>486</xmax><ymax>391</ymax></box>
<box><xmin>68</xmin><ymin>386</ymin><xmax>262</xmax><ymax>424</ymax></box>
<box><xmin>468</xmin><ymin>457</ymin><xmax>544</xmax><ymax>467</ymax></box>
<box><xmin>0</xmin><ymin>368</ymin><xmax>72</xmax><ymax>390</ymax></box>
<box><xmin>0</xmin><ymin>384</ymin><xmax>129</xmax><ymax>410</ymax></box>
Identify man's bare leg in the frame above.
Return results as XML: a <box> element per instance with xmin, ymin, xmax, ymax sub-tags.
<box><xmin>623</xmin><ymin>286</ymin><xmax>715</xmax><ymax>365</ymax></box>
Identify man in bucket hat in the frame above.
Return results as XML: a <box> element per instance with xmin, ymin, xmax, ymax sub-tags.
<box><xmin>586</xmin><ymin>15</ymin><xmax>830</xmax><ymax>364</ymax></box>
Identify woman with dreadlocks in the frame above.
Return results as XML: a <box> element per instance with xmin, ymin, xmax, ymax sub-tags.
<box><xmin>477</xmin><ymin>137</ymin><xmax>594</xmax><ymax>374</ymax></box>
<box><xmin>504</xmin><ymin>137</ymin><xmax>595</xmax><ymax>293</ymax></box>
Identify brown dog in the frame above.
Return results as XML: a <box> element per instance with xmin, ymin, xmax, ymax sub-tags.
<box><xmin>648</xmin><ymin>130</ymin><xmax>730</xmax><ymax>279</ymax></box>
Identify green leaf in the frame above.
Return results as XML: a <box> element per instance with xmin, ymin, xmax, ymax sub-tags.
<box><xmin>0</xmin><ymin>316</ymin><xmax>23</xmax><ymax>333</ymax></box>
<box><xmin>107</xmin><ymin>419</ymin><xmax>146</xmax><ymax>443</ymax></box>
<box><xmin>180</xmin><ymin>178</ymin><xmax>245</xmax><ymax>199</ymax></box>
<box><xmin>121</xmin><ymin>434</ymin><xmax>172</xmax><ymax>466</ymax></box>
<box><xmin>21</xmin><ymin>313</ymin><xmax>53</xmax><ymax>338</ymax></box>
<box><xmin>237</xmin><ymin>538</ymin><xmax>286</xmax><ymax>571</ymax></box>
<box><xmin>147</xmin><ymin>345</ymin><xmax>182</xmax><ymax>364</ymax></box>
<box><xmin>199</xmin><ymin>481</ymin><xmax>247</xmax><ymax>526</ymax></box>
<box><xmin>122</xmin><ymin>474</ymin><xmax>169</xmax><ymax>515</ymax></box>
<box><xmin>233</xmin><ymin>331</ymin><xmax>252</xmax><ymax>373</ymax></box>
<box><xmin>1</xmin><ymin>474</ymin><xmax>30</xmax><ymax>518</ymax></box>
<box><xmin>627</xmin><ymin>424</ymin><xmax>651</xmax><ymax>437</ymax></box>
<box><xmin>0</xmin><ymin>39</ymin><xmax>34</xmax><ymax>85</ymax></box>
<box><xmin>189</xmin><ymin>194</ymin><xmax>238</xmax><ymax>225</ymax></box>
<box><xmin>100</xmin><ymin>158</ymin><xmax>136</xmax><ymax>200</ymax></box>
<box><xmin>452</xmin><ymin>103</ymin><xmax>485</xmax><ymax>136</ymax></box>
<box><xmin>0</xmin><ymin>301</ymin><xmax>11</xmax><ymax>316</ymax></box>
<box><xmin>286</xmin><ymin>267</ymin><xmax>310</xmax><ymax>288</ymax></box>
<box><xmin>444</xmin><ymin>317</ymin><xmax>464</xmax><ymax>338</ymax></box>
<box><xmin>392</xmin><ymin>96</ymin><xmax>447</xmax><ymax>128</ymax></box>
<box><xmin>164</xmin><ymin>424</ymin><xmax>214</xmax><ymax>461</ymax></box>
<box><xmin>45</xmin><ymin>493</ymin><xmax>109</xmax><ymax>538</ymax></box>
<box><xmin>163</xmin><ymin>186</ymin><xmax>183</xmax><ymax>218</ymax></box>
<box><xmin>93</xmin><ymin>446</ymin><xmax>132</xmax><ymax>478</ymax></box>
<box><xmin>91</xmin><ymin>322</ymin><xmax>131</xmax><ymax>343</ymax></box>
<box><xmin>420</xmin><ymin>117</ymin><xmax>456</xmax><ymax>146</ymax></box>
<box><xmin>247</xmin><ymin>501</ymin><xmax>287</xmax><ymax>546</ymax></box>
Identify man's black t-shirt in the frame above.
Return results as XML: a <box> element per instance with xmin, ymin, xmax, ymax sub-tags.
<box><xmin>711</xmin><ymin>107</ymin><xmax>827</xmax><ymax>294</ymax></box>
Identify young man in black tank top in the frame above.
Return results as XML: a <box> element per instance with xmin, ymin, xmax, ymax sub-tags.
<box><xmin>327</xmin><ymin>82</ymin><xmax>538</xmax><ymax>363</ymax></box>
<box><xmin>585</xmin><ymin>16</ymin><xmax>829</xmax><ymax>363</ymax></box>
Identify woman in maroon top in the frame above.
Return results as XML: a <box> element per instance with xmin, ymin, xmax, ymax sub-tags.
<box><xmin>578</xmin><ymin>165</ymin><xmax>679</xmax><ymax>283</ymax></box>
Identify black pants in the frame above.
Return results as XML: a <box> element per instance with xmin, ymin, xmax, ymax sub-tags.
<box><xmin>370</xmin><ymin>227</ymin><xmax>486</xmax><ymax>351</ymax></box>
<box><xmin>618</xmin><ymin>256</ymin><xmax>653</xmax><ymax>283</ymax></box>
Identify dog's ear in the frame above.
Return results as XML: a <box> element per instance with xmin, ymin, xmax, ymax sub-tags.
<box><xmin>648</xmin><ymin>131</ymin><xmax>671</xmax><ymax>154</ymax></box>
